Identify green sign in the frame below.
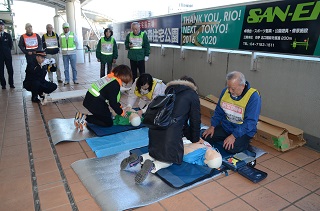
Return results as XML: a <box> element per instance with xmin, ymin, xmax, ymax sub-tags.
<box><xmin>314</xmin><ymin>37</ymin><xmax>320</xmax><ymax>56</ymax></box>
<box><xmin>181</xmin><ymin>6</ymin><xmax>246</xmax><ymax>48</ymax></box>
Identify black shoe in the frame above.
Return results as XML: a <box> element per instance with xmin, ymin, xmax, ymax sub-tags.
<box><xmin>120</xmin><ymin>154</ymin><xmax>141</xmax><ymax>170</ymax></box>
<box><xmin>73</xmin><ymin>81</ymin><xmax>79</xmax><ymax>84</ymax></box>
<box><xmin>10</xmin><ymin>85</ymin><xmax>15</xmax><ymax>88</ymax></box>
<box><xmin>2</xmin><ymin>86</ymin><xmax>5</xmax><ymax>89</ymax></box>
<box><xmin>32</xmin><ymin>97</ymin><xmax>40</xmax><ymax>103</ymax></box>
<box><xmin>135</xmin><ymin>159</ymin><xmax>154</xmax><ymax>184</ymax></box>
<box><xmin>58</xmin><ymin>80</ymin><xmax>63</xmax><ymax>83</ymax></box>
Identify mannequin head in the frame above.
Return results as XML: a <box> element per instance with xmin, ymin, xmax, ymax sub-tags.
<box><xmin>129</xmin><ymin>112</ymin><xmax>141</xmax><ymax>127</ymax></box>
<box><xmin>204</xmin><ymin>148</ymin><xmax>222</xmax><ymax>169</ymax></box>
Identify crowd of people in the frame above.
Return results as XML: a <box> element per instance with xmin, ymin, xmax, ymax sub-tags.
<box><xmin>1</xmin><ymin>19</ymin><xmax>261</xmax><ymax>184</ymax></box>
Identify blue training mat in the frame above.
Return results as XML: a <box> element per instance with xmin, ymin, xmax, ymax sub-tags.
<box><xmin>130</xmin><ymin>142</ymin><xmax>265</xmax><ymax>189</ymax></box>
<box><xmin>86</xmin><ymin>127</ymin><xmax>149</xmax><ymax>158</ymax></box>
<box><xmin>86</xmin><ymin>122</ymin><xmax>145</xmax><ymax>137</ymax></box>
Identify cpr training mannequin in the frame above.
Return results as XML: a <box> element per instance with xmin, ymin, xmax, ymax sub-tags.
<box><xmin>111</xmin><ymin>109</ymin><xmax>142</xmax><ymax>127</ymax></box>
<box><xmin>129</xmin><ymin>112</ymin><xmax>141</xmax><ymax>126</ymax></box>
<box><xmin>120</xmin><ymin>140</ymin><xmax>222</xmax><ymax>184</ymax></box>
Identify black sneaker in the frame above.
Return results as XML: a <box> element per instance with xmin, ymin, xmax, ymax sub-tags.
<box><xmin>120</xmin><ymin>154</ymin><xmax>141</xmax><ymax>170</ymax></box>
<box><xmin>10</xmin><ymin>85</ymin><xmax>15</xmax><ymax>88</ymax></box>
<box><xmin>135</xmin><ymin>159</ymin><xmax>154</xmax><ymax>184</ymax></box>
<box><xmin>58</xmin><ymin>80</ymin><xmax>63</xmax><ymax>83</ymax></box>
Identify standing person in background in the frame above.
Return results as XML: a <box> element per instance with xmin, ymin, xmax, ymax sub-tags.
<box><xmin>18</xmin><ymin>23</ymin><xmax>42</xmax><ymax>65</ymax></box>
<box><xmin>96</xmin><ymin>28</ymin><xmax>118</xmax><ymax>77</ymax></box>
<box><xmin>60</xmin><ymin>22</ymin><xmax>78</xmax><ymax>85</ymax></box>
<box><xmin>125</xmin><ymin>22</ymin><xmax>150</xmax><ymax>81</ymax></box>
<box><xmin>42</xmin><ymin>24</ymin><xmax>63</xmax><ymax>83</ymax></box>
<box><xmin>0</xmin><ymin>19</ymin><xmax>15</xmax><ymax>89</ymax></box>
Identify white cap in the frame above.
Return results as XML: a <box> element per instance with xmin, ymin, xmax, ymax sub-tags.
<box><xmin>62</xmin><ymin>22</ymin><xmax>69</xmax><ymax>28</ymax></box>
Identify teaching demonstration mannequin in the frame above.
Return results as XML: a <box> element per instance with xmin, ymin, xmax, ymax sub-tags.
<box><xmin>121</xmin><ymin>141</ymin><xmax>222</xmax><ymax>184</ymax></box>
<box><xmin>129</xmin><ymin>112</ymin><xmax>141</xmax><ymax>126</ymax></box>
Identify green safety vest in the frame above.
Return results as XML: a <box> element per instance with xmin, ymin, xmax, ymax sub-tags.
<box><xmin>129</xmin><ymin>32</ymin><xmax>144</xmax><ymax>49</ymax></box>
<box><xmin>60</xmin><ymin>32</ymin><xmax>76</xmax><ymax>51</ymax></box>
<box><xmin>101</xmin><ymin>37</ymin><xmax>114</xmax><ymax>55</ymax></box>
<box><xmin>88</xmin><ymin>76</ymin><xmax>121</xmax><ymax>103</ymax></box>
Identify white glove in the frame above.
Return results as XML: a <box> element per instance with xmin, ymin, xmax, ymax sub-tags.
<box><xmin>49</xmin><ymin>58</ymin><xmax>56</xmax><ymax>64</ymax></box>
<box><xmin>41</xmin><ymin>58</ymin><xmax>50</xmax><ymax>66</ymax></box>
<box><xmin>144</xmin><ymin>56</ymin><xmax>149</xmax><ymax>62</ymax></box>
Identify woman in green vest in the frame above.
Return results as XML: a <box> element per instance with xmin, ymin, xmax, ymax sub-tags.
<box><xmin>75</xmin><ymin>65</ymin><xmax>132</xmax><ymax>129</ymax></box>
<box><xmin>96</xmin><ymin>28</ymin><xmax>118</xmax><ymax>77</ymax></box>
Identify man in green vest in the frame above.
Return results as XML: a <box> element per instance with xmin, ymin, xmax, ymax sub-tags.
<box><xmin>42</xmin><ymin>24</ymin><xmax>62</xmax><ymax>83</ymax></box>
<box><xmin>125</xmin><ymin>22</ymin><xmax>150</xmax><ymax>81</ymax></box>
<box><xmin>59</xmin><ymin>22</ymin><xmax>78</xmax><ymax>85</ymax></box>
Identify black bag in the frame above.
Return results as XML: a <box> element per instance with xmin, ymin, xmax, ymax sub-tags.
<box><xmin>143</xmin><ymin>91</ymin><xmax>178</xmax><ymax>129</ymax></box>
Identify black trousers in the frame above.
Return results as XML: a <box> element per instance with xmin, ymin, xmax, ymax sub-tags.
<box><xmin>100</xmin><ymin>62</ymin><xmax>112</xmax><ymax>78</ymax></box>
<box><xmin>130</xmin><ymin>59</ymin><xmax>145</xmax><ymax>81</ymax></box>
<box><xmin>23</xmin><ymin>80</ymin><xmax>57</xmax><ymax>99</ymax></box>
<box><xmin>202</xmin><ymin>124</ymin><xmax>252</xmax><ymax>153</ymax></box>
<box><xmin>0</xmin><ymin>53</ymin><xmax>14</xmax><ymax>87</ymax></box>
<box><xmin>86</xmin><ymin>113</ymin><xmax>113</xmax><ymax>127</ymax></box>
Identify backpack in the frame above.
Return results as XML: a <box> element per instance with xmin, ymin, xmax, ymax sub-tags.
<box><xmin>143</xmin><ymin>89</ymin><xmax>179</xmax><ymax>129</ymax></box>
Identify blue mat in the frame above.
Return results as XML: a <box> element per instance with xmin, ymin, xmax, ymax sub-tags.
<box><xmin>87</xmin><ymin>122</ymin><xmax>145</xmax><ymax>137</ymax></box>
<box><xmin>130</xmin><ymin>143</ymin><xmax>265</xmax><ymax>189</ymax></box>
<box><xmin>86</xmin><ymin>127</ymin><xmax>149</xmax><ymax>157</ymax></box>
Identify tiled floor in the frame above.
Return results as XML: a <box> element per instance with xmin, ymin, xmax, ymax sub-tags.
<box><xmin>0</xmin><ymin>55</ymin><xmax>319</xmax><ymax>211</ymax></box>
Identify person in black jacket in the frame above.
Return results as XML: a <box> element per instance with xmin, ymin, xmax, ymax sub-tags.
<box><xmin>42</xmin><ymin>24</ymin><xmax>62</xmax><ymax>83</ymax></box>
<box><xmin>0</xmin><ymin>20</ymin><xmax>15</xmax><ymax>89</ymax></box>
<box><xmin>121</xmin><ymin>76</ymin><xmax>202</xmax><ymax>184</ymax></box>
<box><xmin>18</xmin><ymin>23</ymin><xmax>42</xmax><ymax>65</ymax></box>
<box><xmin>77</xmin><ymin>65</ymin><xmax>133</xmax><ymax>129</ymax></box>
<box><xmin>23</xmin><ymin>51</ymin><xmax>57</xmax><ymax>102</ymax></box>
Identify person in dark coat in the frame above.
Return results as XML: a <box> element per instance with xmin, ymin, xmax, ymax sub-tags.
<box><xmin>18</xmin><ymin>23</ymin><xmax>42</xmax><ymax>65</ymax></box>
<box><xmin>120</xmin><ymin>76</ymin><xmax>202</xmax><ymax>184</ymax></box>
<box><xmin>76</xmin><ymin>65</ymin><xmax>133</xmax><ymax>129</ymax></box>
<box><xmin>23</xmin><ymin>51</ymin><xmax>57</xmax><ymax>103</ymax></box>
<box><xmin>0</xmin><ymin>20</ymin><xmax>15</xmax><ymax>89</ymax></box>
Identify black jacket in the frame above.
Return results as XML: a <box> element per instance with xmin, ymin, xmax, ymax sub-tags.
<box><xmin>148</xmin><ymin>80</ymin><xmax>201</xmax><ymax>164</ymax></box>
<box><xmin>83</xmin><ymin>79</ymin><xmax>123</xmax><ymax>117</ymax></box>
<box><xmin>24</xmin><ymin>59</ymin><xmax>47</xmax><ymax>82</ymax></box>
<box><xmin>0</xmin><ymin>31</ymin><xmax>13</xmax><ymax>57</ymax></box>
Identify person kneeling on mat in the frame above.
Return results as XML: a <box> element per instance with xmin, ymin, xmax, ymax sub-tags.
<box><xmin>74</xmin><ymin>65</ymin><xmax>133</xmax><ymax>131</ymax></box>
<box><xmin>120</xmin><ymin>140</ymin><xmax>222</xmax><ymax>184</ymax></box>
<box><xmin>121</xmin><ymin>76</ymin><xmax>203</xmax><ymax>184</ymax></box>
<box><xmin>23</xmin><ymin>50</ymin><xmax>57</xmax><ymax>103</ymax></box>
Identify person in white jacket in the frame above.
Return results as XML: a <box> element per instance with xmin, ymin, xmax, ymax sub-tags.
<box><xmin>125</xmin><ymin>73</ymin><xmax>166</xmax><ymax>116</ymax></box>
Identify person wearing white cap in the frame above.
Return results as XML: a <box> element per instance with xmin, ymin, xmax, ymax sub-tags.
<box><xmin>0</xmin><ymin>19</ymin><xmax>15</xmax><ymax>89</ymax></box>
<box><xmin>18</xmin><ymin>23</ymin><xmax>42</xmax><ymax>64</ymax></box>
<box><xmin>59</xmin><ymin>22</ymin><xmax>79</xmax><ymax>85</ymax></box>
